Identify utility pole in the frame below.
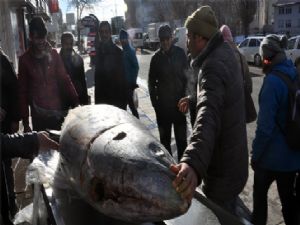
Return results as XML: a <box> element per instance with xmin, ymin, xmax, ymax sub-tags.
<box><xmin>77</xmin><ymin>1</ymin><xmax>81</xmax><ymax>47</ymax></box>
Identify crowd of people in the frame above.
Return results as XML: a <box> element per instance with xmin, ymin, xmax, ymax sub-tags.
<box><xmin>1</xmin><ymin>5</ymin><xmax>300</xmax><ymax>225</ymax></box>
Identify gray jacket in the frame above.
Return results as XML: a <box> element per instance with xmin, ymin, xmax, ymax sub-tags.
<box><xmin>181</xmin><ymin>32</ymin><xmax>248</xmax><ymax>201</ymax></box>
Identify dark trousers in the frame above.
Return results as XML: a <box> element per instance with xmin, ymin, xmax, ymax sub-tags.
<box><xmin>95</xmin><ymin>98</ymin><xmax>127</xmax><ymax>111</ymax></box>
<box><xmin>1</xmin><ymin>125</ymin><xmax>17</xmax><ymax>219</ymax></box>
<box><xmin>252</xmin><ymin>168</ymin><xmax>298</xmax><ymax>225</ymax></box>
<box><xmin>127</xmin><ymin>88</ymin><xmax>139</xmax><ymax>119</ymax></box>
<box><xmin>208</xmin><ymin>195</ymin><xmax>251</xmax><ymax>224</ymax></box>
<box><xmin>32</xmin><ymin>115</ymin><xmax>63</xmax><ymax>131</ymax></box>
<box><xmin>155</xmin><ymin>108</ymin><xmax>187</xmax><ymax>161</ymax></box>
<box><xmin>296</xmin><ymin>173</ymin><xmax>300</xmax><ymax>223</ymax></box>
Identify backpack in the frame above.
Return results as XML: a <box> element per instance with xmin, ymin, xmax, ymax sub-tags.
<box><xmin>272</xmin><ymin>70</ymin><xmax>300</xmax><ymax>150</ymax></box>
<box><xmin>236</xmin><ymin>51</ymin><xmax>257</xmax><ymax>123</ymax></box>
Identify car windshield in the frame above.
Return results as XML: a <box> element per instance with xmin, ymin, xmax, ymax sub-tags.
<box><xmin>288</xmin><ymin>38</ymin><xmax>296</xmax><ymax>50</ymax></box>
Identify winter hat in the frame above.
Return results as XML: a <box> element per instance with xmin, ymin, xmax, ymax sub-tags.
<box><xmin>260</xmin><ymin>34</ymin><xmax>287</xmax><ymax>60</ymax></box>
<box><xmin>185</xmin><ymin>6</ymin><xmax>218</xmax><ymax>39</ymax></box>
<box><xmin>29</xmin><ymin>16</ymin><xmax>47</xmax><ymax>37</ymax></box>
<box><xmin>158</xmin><ymin>25</ymin><xmax>172</xmax><ymax>39</ymax></box>
<box><xmin>220</xmin><ymin>25</ymin><xmax>233</xmax><ymax>42</ymax></box>
<box><xmin>119</xmin><ymin>29</ymin><xmax>128</xmax><ymax>40</ymax></box>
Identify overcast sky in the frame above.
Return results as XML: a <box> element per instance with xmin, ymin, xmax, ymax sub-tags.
<box><xmin>59</xmin><ymin>0</ymin><xmax>127</xmax><ymax>22</ymax></box>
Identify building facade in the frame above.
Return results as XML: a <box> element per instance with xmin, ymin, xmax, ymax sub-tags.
<box><xmin>273</xmin><ymin>0</ymin><xmax>300</xmax><ymax>36</ymax></box>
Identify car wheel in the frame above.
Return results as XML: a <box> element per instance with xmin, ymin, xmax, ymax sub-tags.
<box><xmin>254</xmin><ymin>54</ymin><xmax>262</xmax><ymax>67</ymax></box>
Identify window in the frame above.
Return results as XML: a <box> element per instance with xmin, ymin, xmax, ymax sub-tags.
<box><xmin>297</xmin><ymin>41</ymin><xmax>300</xmax><ymax>50</ymax></box>
<box><xmin>278</xmin><ymin>20</ymin><xmax>284</xmax><ymax>28</ymax></box>
<box><xmin>279</xmin><ymin>7</ymin><xmax>284</xmax><ymax>14</ymax></box>
<box><xmin>287</xmin><ymin>38</ymin><xmax>296</xmax><ymax>50</ymax></box>
<box><xmin>249</xmin><ymin>39</ymin><xmax>257</xmax><ymax>47</ymax></box>
<box><xmin>135</xmin><ymin>33</ymin><xmax>142</xmax><ymax>39</ymax></box>
<box><xmin>286</xmin><ymin>19</ymin><xmax>292</xmax><ymax>28</ymax></box>
<box><xmin>286</xmin><ymin>7</ymin><xmax>292</xmax><ymax>14</ymax></box>
<box><xmin>239</xmin><ymin>39</ymin><xmax>248</xmax><ymax>48</ymax></box>
<box><xmin>299</xmin><ymin>5</ymin><xmax>300</xmax><ymax>13</ymax></box>
<box><xmin>256</xmin><ymin>39</ymin><xmax>261</xmax><ymax>47</ymax></box>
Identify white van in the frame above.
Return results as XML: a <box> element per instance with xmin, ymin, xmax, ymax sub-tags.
<box><xmin>127</xmin><ymin>28</ymin><xmax>143</xmax><ymax>49</ymax></box>
<box><xmin>174</xmin><ymin>27</ymin><xmax>187</xmax><ymax>54</ymax></box>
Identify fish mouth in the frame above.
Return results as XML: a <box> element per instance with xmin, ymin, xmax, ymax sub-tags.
<box><xmin>88</xmin><ymin>173</ymin><xmax>188</xmax><ymax>222</ymax></box>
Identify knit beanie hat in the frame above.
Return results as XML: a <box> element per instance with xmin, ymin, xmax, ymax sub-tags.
<box><xmin>185</xmin><ymin>6</ymin><xmax>218</xmax><ymax>39</ymax></box>
<box><xmin>158</xmin><ymin>25</ymin><xmax>172</xmax><ymax>39</ymax></box>
<box><xmin>119</xmin><ymin>29</ymin><xmax>128</xmax><ymax>40</ymax></box>
<box><xmin>220</xmin><ymin>25</ymin><xmax>233</xmax><ymax>42</ymax></box>
<box><xmin>260</xmin><ymin>34</ymin><xmax>287</xmax><ymax>60</ymax></box>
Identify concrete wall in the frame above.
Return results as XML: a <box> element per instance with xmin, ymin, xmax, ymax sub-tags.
<box><xmin>0</xmin><ymin>0</ymin><xmax>19</xmax><ymax>69</ymax></box>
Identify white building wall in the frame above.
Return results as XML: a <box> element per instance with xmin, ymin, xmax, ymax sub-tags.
<box><xmin>0</xmin><ymin>0</ymin><xmax>19</xmax><ymax>68</ymax></box>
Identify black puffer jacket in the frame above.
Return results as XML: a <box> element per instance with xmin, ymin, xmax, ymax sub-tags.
<box><xmin>0</xmin><ymin>52</ymin><xmax>20</xmax><ymax>133</ymax></box>
<box><xmin>60</xmin><ymin>50</ymin><xmax>89</xmax><ymax>105</ymax></box>
<box><xmin>181</xmin><ymin>32</ymin><xmax>248</xmax><ymax>201</ymax></box>
<box><xmin>94</xmin><ymin>41</ymin><xmax>128</xmax><ymax>109</ymax></box>
<box><xmin>1</xmin><ymin>132</ymin><xmax>39</xmax><ymax>225</ymax></box>
<box><xmin>148</xmin><ymin>45</ymin><xmax>188</xmax><ymax>111</ymax></box>
<box><xmin>1</xmin><ymin>132</ymin><xmax>39</xmax><ymax>159</ymax></box>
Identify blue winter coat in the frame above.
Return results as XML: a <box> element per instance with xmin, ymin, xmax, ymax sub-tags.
<box><xmin>122</xmin><ymin>44</ymin><xmax>139</xmax><ymax>86</ymax></box>
<box><xmin>252</xmin><ymin>59</ymin><xmax>300</xmax><ymax>171</ymax></box>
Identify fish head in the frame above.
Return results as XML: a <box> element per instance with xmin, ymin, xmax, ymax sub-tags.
<box><xmin>85</xmin><ymin>122</ymin><xmax>190</xmax><ymax>222</ymax></box>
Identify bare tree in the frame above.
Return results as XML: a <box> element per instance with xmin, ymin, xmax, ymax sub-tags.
<box><xmin>65</xmin><ymin>0</ymin><xmax>101</xmax><ymax>20</ymax></box>
<box><xmin>150</xmin><ymin>0</ymin><xmax>172</xmax><ymax>22</ymax></box>
<box><xmin>64</xmin><ymin>0</ymin><xmax>102</xmax><ymax>45</ymax></box>
<box><xmin>124</xmin><ymin>0</ymin><xmax>138</xmax><ymax>28</ymax></box>
<box><xmin>235</xmin><ymin>0</ymin><xmax>257</xmax><ymax>36</ymax></box>
<box><xmin>170</xmin><ymin>0</ymin><xmax>199</xmax><ymax>20</ymax></box>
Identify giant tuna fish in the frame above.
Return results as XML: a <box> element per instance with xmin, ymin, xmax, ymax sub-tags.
<box><xmin>57</xmin><ymin>105</ymin><xmax>189</xmax><ymax>223</ymax></box>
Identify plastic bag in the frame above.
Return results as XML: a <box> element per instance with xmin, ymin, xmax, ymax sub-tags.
<box><xmin>13</xmin><ymin>184</ymin><xmax>47</xmax><ymax>225</ymax></box>
<box><xmin>25</xmin><ymin>150</ymin><xmax>60</xmax><ymax>187</ymax></box>
<box><xmin>14</xmin><ymin>203</ymin><xmax>33</xmax><ymax>224</ymax></box>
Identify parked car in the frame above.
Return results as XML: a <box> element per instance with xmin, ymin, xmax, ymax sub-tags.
<box><xmin>238</xmin><ymin>36</ymin><xmax>264</xmax><ymax>66</ymax></box>
<box><xmin>286</xmin><ymin>35</ymin><xmax>300</xmax><ymax>64</ymax></box>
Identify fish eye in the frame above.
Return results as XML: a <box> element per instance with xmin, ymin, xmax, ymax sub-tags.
<box><xmin>113</xmin><ymin>132</ymin><xmax>127</xmax><ymax>140</ymax></box>
<box><xmin>148</xmin><ymin>142</ymin><xmax>162</xmax><ymax>153</ymax></box>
